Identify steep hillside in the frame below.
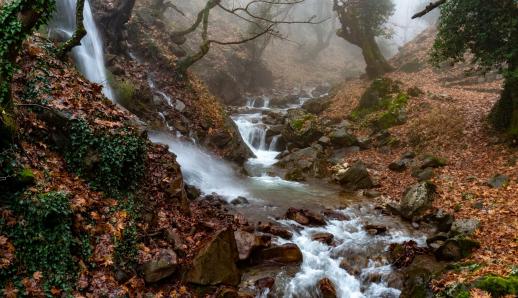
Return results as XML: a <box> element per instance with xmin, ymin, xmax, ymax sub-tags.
<box><xmin>0</xmin><ymin>38</ymin><xmax>240</xmax><ymax>296</ymax></box>
<box><xmin>324</xmin><ymin>28</ymin><xmax>517</xmax><ymax>293</ymax></box>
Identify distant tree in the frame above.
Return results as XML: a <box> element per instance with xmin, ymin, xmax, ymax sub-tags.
<box><xmin>333</xmin><ymin>0</ymin><xmax>395</xmax><ymax>79</ymax></box>
<box><xmin>414</xmin><ymin>0</ymin><xmax>518</xmax><ymax>141</ymax></box>
<box><xmin>301</xmin><ymin>0</ymin><xmax>336</xmax><ymax>60</ymax></box>
<box><xmin>170</xmin><ymin>0</ymin><xmax>318</xmax><ymax>74</ymax></box>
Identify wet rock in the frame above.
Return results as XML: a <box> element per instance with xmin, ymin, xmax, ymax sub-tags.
<box><xmin>231</xmin><ymin>196</ymin><xmax>249</xmax><ymax>205</ymax></box>
<box><xmin>285</xmin><ymin>208</ymin><xmax>326</xmax><ymax>226</ymax></box>
<box><xmin>333</xmin><ymin>161</ymin><xmax>375</xmax><ymax>190</ymax></box>
<box><xmin>186</xmin><ymin>229</ymin><xmax>241</xmax><ymax>286</ymax></box>
<box><xmin>270</xmin><ymin>94</ymin><xmax>299</xmax><ymax>108</ymax></box>
<box><xmin>143</xmin><ymin>249</ymin><xmax>178</xmax><ymax>283</ymax></box>
<box><xmin>255</xmin><ymin>277</ymin><xmax>275</xmax><ymax>291</ymax></box>
<box><xmin>322</xmin><ymin>209</ymin><xmax>350</xmax><ymax>221</ymax></box>
<box><xmin>234</xmin><ymin>230</ymin><xmax>271</xmax><ymax>261</ymax></box>
<box><xmin>364</xmin><ymin>224</ymin><xmax>387</xmax><ymax>235</ymax></box>
<box><xmin>328</xmin><ymin>127</ymin><xmax>358</xmax><ymax>147</ymax></box>
<box><xmin>434</xmin><ymin>236</ymin><xmax>480</xmax><ymax>261</ymax></box>
<box><xmin>256</xmin><ymin>222</ymin><xmax>293</xmax><ymax>240</ymax></box>
<box><xmin>312</xmin><ymin>232</ymin><xmax>334</xmax><ymax>245</ymax></box>
<box><xmin>399</xmin><ymin>182</ymin><xmax>437</xmax><ymax>220</ymax></box>
<box><xmin>256</xmin><ymin>243</ymin><xmax>303</xmax><ymax>265</ymax></box>
<box><xmin>450</xmin><ymin>219</ymin><xmax>480</xmax><ymax>236</ymax></box>
<box><xmin>302</xmin><ymin>96</ymin><xmax>332</xmax><ymax>114</ymax></box>
<box><xmin>487</xmin><ymin>174</ymin><xmax>509</xmax><ymax>188</ymax></box>
<box><xmin>318</xmin><ymin>278</ymin><xmax>337</xmax><ymax>298</ymax></box>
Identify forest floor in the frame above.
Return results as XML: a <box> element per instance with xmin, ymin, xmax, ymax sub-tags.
<box><xmin>324</xmin><ymin>30</ymin><xmax>517</xmax><ymax>290</ymax></box>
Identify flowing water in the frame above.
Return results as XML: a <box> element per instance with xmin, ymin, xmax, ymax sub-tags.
<box><xmin>58</xmin><ymin>6</ymin><xmax>428</xmax><ymax>295</ymax></box>
<box><xmin>151</xmin><ymin>95</ymin><xmax>427</xmax><ymax>298</ymax></box>
<box><xmin>48</xmin><ymin>0</ymin><xmax>114</xmax><ymax>100</ymax></box>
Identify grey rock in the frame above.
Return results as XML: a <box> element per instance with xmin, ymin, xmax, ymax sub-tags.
<box><xmin>450</xmin><ymin>219</ymin><xmax>480</xmax><ymax>236</ymax></box>
<box><xmin>399</xmin><ymin>182</ymin><xmax>437</xmax><ymax>220</ymax></box>
<box><xmin>333</xmin><ymin>161</ymin><xmax>375</xmax><ymax>190</ymax></box>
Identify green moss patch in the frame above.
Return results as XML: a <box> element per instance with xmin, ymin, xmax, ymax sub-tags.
<box><xmin>474</xmin><ymin>275</ymin><xmax>518</xmax><ymax>297</ymax></box>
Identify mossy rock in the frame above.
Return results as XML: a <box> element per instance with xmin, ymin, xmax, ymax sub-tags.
<box><xmin>474</xmin><ymin>275</ymin><xmax>518</xmax><ymax>297</ymax></box>
<box><xmin>358</xmin><ymin>78</ymin><xmax>401</xmax><ymax>110</ymax></box>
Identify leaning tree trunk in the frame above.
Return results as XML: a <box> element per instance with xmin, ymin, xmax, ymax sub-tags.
<box><xmin>360</xmin><ymin>34</ymin><xmax>393</xmax><ymax>79</ymax></box>
<box><xmin>491</xmin><ymin>57</ymin><xmax>518</xmax><ymax>142</ymax></box>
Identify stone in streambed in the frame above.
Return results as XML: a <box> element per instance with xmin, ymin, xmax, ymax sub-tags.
<box><xmin>318</xmin><ymin>278</ymin><xmax>337</xmax><ymax>298</ymax></box>
<box><xmin>255</xmin><ymin>277</ymin><xmax>275</xmax><ymax>291</ymax></box>
<box><xmin>256</xmin><ymin>222</ymin><xmax>293</xmax><ymax>240</ymax></box>
<box><xmin>285</xmin><ymin>208</ymin><xmax>326</xmax><ymax>226</ymax></box>
<box><xmin>364</xmin><ymin>224</ymin><xmax>387</xmax><ymax>235</ymax></box>
<box><xmin>231</xmin><ymin>196</ymin><xmax>249</xmax><ymax>205</ymax></box>
<box><xmin>312</xmin><ymin>232</ymin><xmax>334</xmax><ymax>245</ymax></box>
<box><xmin>256</xmin><ymin>243</ymin><xmax>303</xmax><ymax>265</ymax></box>
<box><xmin>434</xmin><ymin>236</ymin><xmax>480</xmax><ymax>261</ymax></box>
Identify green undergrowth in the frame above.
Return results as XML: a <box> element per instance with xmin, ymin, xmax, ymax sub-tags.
<box><xmin>65</xmin><ymin>119</ymin><xmax>146</xmax><ymax>197</ymax></box>
<box><xmin>0</xmin><ymin>192</ymin><xmax>81</xmax><ymax>295</ymax></box>
<box><xmin>113</xmin><ymin>195</ymin><xmax>139</xmax><ymax>272</ymax></box>
<box><xmin>437</xmin><ymin>272</ymin><xmax>518</xmax><ymax>298</ymax></box>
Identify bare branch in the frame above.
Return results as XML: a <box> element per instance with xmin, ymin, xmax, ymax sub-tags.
<box><xmin>58</xmin><ymin>0</ymin><xmax>86</xmax><ymax>58</ymax></box>
<box><xmin>412</xmin><ymin>0</ymin><xmax>446</xmax><ymax>19</ymax></box>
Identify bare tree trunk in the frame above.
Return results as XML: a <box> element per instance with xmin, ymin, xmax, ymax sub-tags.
<box><xmin>360</xmin><ymin>35</ymin><xmax>394</xmax><ymax>78</ymax></box>
<box><xmin>95</xmin><ymin>0</ymin><xmax>135</xmax><ymax>54</ymax></box>
<box><xmin>491</xmin><ymin>57</ymin><xmax>518</xmax><ymax>142</ymax></box>
<box><xmin>58</xmin><ymin>0</ymin><xmax>86</xmax><ymax>58</ymax></box>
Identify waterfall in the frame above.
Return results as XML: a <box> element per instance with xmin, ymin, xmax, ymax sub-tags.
<box><xmin>49</xmin><ymin>0</ymin><xmax>114</xmax><ymax>100</ymax></box>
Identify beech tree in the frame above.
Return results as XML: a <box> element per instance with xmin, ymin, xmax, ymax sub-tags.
<box><xmin>333</xmin><ymin>0</ymin><xmax>395</xmax><ymax>79</ymax></box>
<box><xmin>414</xmin><ymin>0</ymin><xmax>518</xmax><ymax>141</ymax></box>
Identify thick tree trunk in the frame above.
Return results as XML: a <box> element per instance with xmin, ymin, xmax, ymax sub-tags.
<box><xmin>94</xmin><ymin>0</ymin><xmax>135</xmax><ymax>54</ymax></box>
<box><xmin>490</xmin><ymin>55</ymin><xmax>518</xmax><ymax>142</ymax></box>
<box><xmin>361</xmin><ymin>35</ymin><xmax>393</xmax><ymax>79</ymax></box>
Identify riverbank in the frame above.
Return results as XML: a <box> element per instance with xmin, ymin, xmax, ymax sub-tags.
<box><xmin>322</xmin><ymin>29</ymin><xmax>517</xmax><ymax>293</ymax></box>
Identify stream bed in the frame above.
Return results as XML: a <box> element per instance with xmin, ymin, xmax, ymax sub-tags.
<box><xmin>150</xmin><ymin>94</ymin><xmax>429</xmax><ymax>298</ymax></box>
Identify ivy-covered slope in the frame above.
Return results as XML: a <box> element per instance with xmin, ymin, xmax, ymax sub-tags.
<box><xmin>0</xmin><ymin>38</ymin><xmax>237</xmax><ymax>296</ymax></box>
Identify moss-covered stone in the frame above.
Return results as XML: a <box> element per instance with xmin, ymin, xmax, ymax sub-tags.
<box><xmin>474</xmin><ymin>275</ymin><xmax>518</xmax><ymax>297</ymax></box>
<box><xmin>358</xmin><ymin>77</ymin><xmax>401</xmax><ymax>110</ymax></box>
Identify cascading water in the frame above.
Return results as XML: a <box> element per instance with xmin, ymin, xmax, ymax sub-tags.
<box><xmin>49</xmin><ymin>0</ymin><xmax>114</xmax><ymax>100</ymax></box>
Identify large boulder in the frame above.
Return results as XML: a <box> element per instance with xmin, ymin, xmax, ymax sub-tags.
<box><xmin>358</xmin><ymin>78</ymin><xmax>401</xmax><ymax>110</ymax></box>
<box><xmin>282</xmin><ymin>109</ymin><xmax>323</xmax><ymax>147</ymax></box>
<box><xmin>142</xmin><ymin>249</ymin><xmax>178</xmax><ymax>283</ymax></box>
<box><xmin>275</xmin><ymin>146</ymin><xmax>328</xmax><ymax>181</ymax></box>
<box><xmin>332</xmin><ymin>161</ymin><xmax>375</xmax><ymax>190</ymax></box>
<box><xmin>302</xmin><ymin>96</ymin><xmax>332</xmax><ymax>114</ymax></box>
<box><xmin>186</xmin><ymin>229</ymin><xmax>241</xmax><ymax>286</ymax></box>
<box><xmin>255</xmin><ymin>243</ymin><xmax>303</xmax><ymax>265</ymax></box>
<box><xmin>398</xmin><ymin>182</ymin><xmax>437</xmax><ymax>220</ymax></box>
<box><xmin>450</xmin><ymin>219</ymin><xmax>480</xmax><ymax>236</ymax></box>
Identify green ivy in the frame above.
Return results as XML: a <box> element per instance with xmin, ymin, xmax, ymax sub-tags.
<box><xmin>1</xmin><ymin>192</ymin><xmax>77</xmax><ymax>295</ymax></box>
<box><xmin>113</xmin><ymin>196</ymin><xmax>138</xmax><ymax>271</ymax></box>
<box><xmin>65</xmin><ymin>119</ymin><xmax>146</xmax><ymax>196</ymax></box>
